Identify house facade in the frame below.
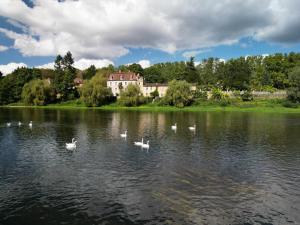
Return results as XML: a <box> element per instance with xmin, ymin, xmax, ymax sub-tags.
<box><xmin>107</xmin><ymin>71</ymin><xmax>196</xmax><ymax>97</ymax></box>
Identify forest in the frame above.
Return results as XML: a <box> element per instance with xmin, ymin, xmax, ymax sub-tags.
<box><xmin>0</xmin><ymin>51</ymin><xmax>300</xmax><ymax>108</ymax></box>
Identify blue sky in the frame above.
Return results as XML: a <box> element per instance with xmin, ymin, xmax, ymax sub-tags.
<box><xmin>0</xmin><ymin>0</ymin><xmax>300</xmax><ymax>74</ymax></box>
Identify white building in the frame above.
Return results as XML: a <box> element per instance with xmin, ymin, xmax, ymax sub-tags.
<box><xmin>107</xmin><ymin>71</ymin><xmax>196</xmax><ymax>97</ymax></box>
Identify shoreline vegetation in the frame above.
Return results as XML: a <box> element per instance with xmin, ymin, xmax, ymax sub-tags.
<box><xmin>1</xmin><ymin>52</ymin><xmax>300</xmax><ymax>112</ymax></box>
<box><xmin>3</xmin><ymin>100</ymin><xmax>300</xmax><ymax>113</ymax></box>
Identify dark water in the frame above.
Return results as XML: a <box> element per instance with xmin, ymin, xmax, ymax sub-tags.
<box><xmin>0</xmin><ymin>108</ymin><xmax>300</xmax><ymax>225</ymax></box>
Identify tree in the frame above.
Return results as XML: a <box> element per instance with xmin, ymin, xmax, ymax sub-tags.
<box><xmin>53</xmin><ymin>52</ymin><xmax>77</xmax><ymax>101</ymax></box>
<box><xmin>128</xmin><ymin>63</ymin><xmax>144</xmax><ymax>75</ymax></box>
<box><xmin>184</xmin><ymin>57</ymin><xmax>198</xmax><ymax>83</ymax></box>
<box><xmin>0</xmin><ymin>71</ymin><xmax>2</xmax><ymax>79</ymax></box>
<box><xmin>80</xmin><ymin>74</ymin><xmax>114</xmax><ymax>106</ymax></box>
<box><xmin>119</xmin><ymin>84</ymin><xmax>145</xmax><ymax>106</ymax></box>
<box><xmin>0</xmin><ymin>67</ymin><xmax>42</xmax><ymax>105</ymax></box>
<box><xmin>287</xmin><ymin>66</ymin><xmax>300</xmax><ymax>103</ymax></box>
<box><xmin>144</xmin><ymin>67</ymin><xmax>164</xmax><ymax>83</ymax></box>
<box><xmin>164</xmin><ymin>80</ymin><xmax>192</xmax><ymax>107</ymax></box>
<box><xmin>21</xmin><ymin>79</ymin><xmax>55</xmax><ymax>106</ymax></box>
<box><xmin>83</xmin><ymin>65</ymin><xmax>96</xmax><ymax>80</ymax></box>
<box><xmin>223</xmin><ymin>57</ymin><xmax>251</xmax><ymax>90</ymax></box>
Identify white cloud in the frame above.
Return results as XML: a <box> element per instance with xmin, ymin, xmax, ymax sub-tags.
<box><xmin>74</xmin><ymin>58</ymin><xmax>114</xmax><ymax>70</ymax></box>
<box><xmin>0</xmin><ymin>62</ymin><xmax>27</xmax><ymax>75</ymax></box>
<box><xmin>36</xmin><ymin>62</ymin><xmax>54</xmax><ymax>69</ymax></box>
<box><xmin>37</xmin><ymin>58</ymin><xmax>114</xmax><ymax>70</ymax></box>
<box><xmin>0</xmin><ymin>0</ymin><xmax>299</xmax><ymax>59</ymax></box>
<box><xmin>0</xmin><ymin>45</ymin><xmax>9</xmax><ymax>52</ymax></box>
<box><xmin>182</xmin><ymin>49</ymin><xmax>211</xmax><ymax>58</ymax></box>
<box><xmin>138</xmin><ymin>60</ymin><xmax>151</xmax><ymax>69</ymax></box>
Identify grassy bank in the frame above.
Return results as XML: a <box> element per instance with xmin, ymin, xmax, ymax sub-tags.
<box><xmin>3</xmin><ymin>100</ymin><xmax>300</xmax><ymax>113</ymax></box>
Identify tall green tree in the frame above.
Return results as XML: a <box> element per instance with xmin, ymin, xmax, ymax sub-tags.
<box><xmin>184</xmin><ymin>57</ymin><xmax>198</xmax><ymax>83</ymax></box>
<box><xmin>83</xmin><ymin>65</ymin><xmax>97</xmax><ymax>80</ymax></box>
<box><xmin>53</xmin><ymin>52</ymin><xmax>77</xmax><ymax>101</ymax></box>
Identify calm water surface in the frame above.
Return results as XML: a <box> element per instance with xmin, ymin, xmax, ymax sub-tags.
<box><xmin>0</xmin><ymin>108</ymin><xmax>300</xmax><ymax>225</ymax></box>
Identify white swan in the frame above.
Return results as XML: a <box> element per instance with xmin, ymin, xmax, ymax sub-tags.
<box><xmin>142</xmin><ymin>140</ymin><xmax>150</xmax><ymax>149</ymax></box>
<box><xmin>29</xmin><ymin>121</ymin><xmax>32</xmax><ymax>128</ymax></box>
<box><xmin>189</xmin><ymin>124</ymin><xmax>196</xmax><ymax>131</ymax></box>
<box><xmin>6</xmin><ymin>122</ymin><xmax>11</xmax><ymax>127</ymax></box>
<box><xmin>66</xmin><ymin>138</ymin><xmax>77</xmax><ymax>150</ymax></box>
<box><xmin>171</xmin><ymin>123</ymin><xmax>177</xmax><ymax>130</ymax></box>
<box><xmin>120</xmin><ymin>130</ymin><xmax>127</xmax><ymax>138</ymax></box>
<box><xmin>18</xmin><ymin>121</ymin><xmax>22</xmax><ymax>126</ymax></box>
<box><xmin>134</xmin><ymin>138</ymin><xmax>143</xmax><ymax>146</ymax></box>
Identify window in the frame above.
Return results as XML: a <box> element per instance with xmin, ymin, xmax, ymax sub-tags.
<box><xmin>125</xmin><ymin>82</ymin><xmax>127</xmax><ymax>85</ymax></box>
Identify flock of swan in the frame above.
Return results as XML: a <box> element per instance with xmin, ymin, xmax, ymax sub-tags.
<box><xmin>6</xmin><ymin>121</ymin><xmax>32</xmax><ymax>128</ymax></box>
<box><xmin>65</xmin><ymin>122</ymin><xmax>196</xmax><ymax>151</ymax></box>
<box><xmin>5</xmin><ymin>121</ymin><xmax>196</xmax><ymax>151</ymax></box>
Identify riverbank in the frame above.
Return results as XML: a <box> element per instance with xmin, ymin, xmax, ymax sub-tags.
<box><xmin>3</xmin><ymin>100</ymin><xmax>300</xmax><ymax>113</ymax></box>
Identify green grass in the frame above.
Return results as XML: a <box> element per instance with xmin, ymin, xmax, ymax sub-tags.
<box><xmin>3</xmin><ymin>99</ymin><xmax>300</xmax><ymax>113</ymax></box>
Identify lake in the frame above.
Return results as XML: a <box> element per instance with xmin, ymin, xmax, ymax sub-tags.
<box><xmin>0</xmin><ymin>108</ymin><xmax>299</xmax><ymax>225</ymax></box>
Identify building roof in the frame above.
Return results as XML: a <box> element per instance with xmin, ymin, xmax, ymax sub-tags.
<box><xmin>108</xmin><ymin>71</ymin><xmax>140</xmax><ymax>81</ymax></box>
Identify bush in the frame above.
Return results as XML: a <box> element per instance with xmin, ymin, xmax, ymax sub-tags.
<box><xmin>240</xmin><ymin>90</ymin><xmax>253</xmax><ymax>101</ymax></box>
<box><xmin>211</xmin><ymin>88</ymin><xmax>224</xmax><ymax>100</ymax></box>
<box><xmin>21</xmin><ymin>79</ymin><xmax>55</xmax><ymax>106</ymax></box>
<box><xmin>193</xmin><ymin>87</ymin><xmax>208</xmax><ymax>100</ymax></box>
<box><xmin>287</xmin><ymin>66</ymin><xmax>300</xmax><ymax>103</ymax></box>
<box><xmin>164</xmin><ymin>80</ymin><xmax>193</xmax><ymax>107</ymax></box>
<box><xmin>219</xmin><ymin>98</ymin><xmax>231</xmax><ymax>106</ymax></box>
<box><xmin>282</xmin><ymin>100</ymin><xmax>299</xmax><ymax>108</ymax></box>
<box><xmin>119</xmin><ymin>84</ymin><xmax>145</xmax><ymax>106</ymax></box>
<box><xmin>80</xmin><ymin>74</ymin><xmax>114</xmax><ymax>107</ymax></box>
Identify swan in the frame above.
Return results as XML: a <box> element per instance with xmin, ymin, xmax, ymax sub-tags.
<box><xmin>66</xmin><ymin>138</ymin><xmax>77</xmax><ymax>150</ymax></box>
<box><xmin>6</xmin><ymin>122</ymin><xmax>11</xmax><ymax>127</ymax></box>
<box><xmin>134</xmin><ymin>138</ymin><xmax>143</xmax><ymax>146</ymax></box>
<box><xmin>120</xmin><ymin>130</ymin><xmax>127</xmax><ymax>138</ymax></box>
<box><xmin>171</xmin><ymin>123</ymin><xmax>177</xmax><ymax>130</ymax></box>
<box><xmin>142</xmin><ymin>140</ymin><xmax>150</xmax><ymax>149</ymax></box>
<box><xmin>18</xmin><ymin>121</ymin><xmax>22</xmax><ymax>126</ymax></box>
<box><xmin>29</xmin><ymin>121</ymin><xmax>32</xmax><ymax>128</ymax></box>
<box><xmin>189</xmin><ymin>124</ymin><xmax>196</xmax><ymax>131</ymax></box>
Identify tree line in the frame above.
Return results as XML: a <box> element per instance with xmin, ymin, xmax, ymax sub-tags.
<box><xmin>0</xmin><ymin>51</ymin><xmax>299</xmax><ymax>107</ymax></box>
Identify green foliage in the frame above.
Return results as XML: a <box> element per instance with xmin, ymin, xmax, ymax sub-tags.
<box><xmin>80</xmin><ymin>74</ymin><xmax>114</xmax><ymax>107</ymax></box>
<box><xmin>223</xmin><ymin>57</ymin><xmax>251</xmax><ymax>90</ymax></box>
<box><xmin>83</xmin><ymin>65</ymin><xmax>96</xmax><ymax>80</ymax></box>
<box><xmin>119</xmin><ymin>84</ymin><xmax>145</xmax><ymax>106</ymax></box>
<box><xmin>144</xmin><ymin>67</ymin><xmax>164</xmax><ymax>83</ymax></box>
<box><xmin>127</xmin><ymin>63</ymin><xmax>144</xmax><ymax>76</ymax></box>
<box><xmin>164</xmin><ymin>80</ymin><xmax>193</xmax><ymax>107</ymax></box>
<box><xmin>287</xmin><ymin>66</ymin><xmax>300</xmax><ymax>103</ymax></box>
<box><xmin>21</xmin><ymin>79</ymin><xmax>55</xmax><ymax>106</ymax></box>
<box><xmin>150</xmin><ymin>88</ymin><xmax>159</xmax><ymax>99</ymax></box>
<box><xmin>0</xmin><ymin>67</ymin><xmax>42</xmax><ymax>105</ymax></box>
<box><xmin>192</xmin><ymin>86</ymin><xmax>208</xmax><ymax>103</ymax></box>
<box><xmin>53</xmin><ymin>52</ymin><xmax>77</xmax><ymax>101</ymax></box>
<box><xmin>211</xmin><ymin>88</ymin><xmax>225</xmax><ymax>100</ymax></box>
<box><xmin>281</xmin><ymin>100</ymin><xmax>299</xmax><ymax>108</ymax></box>
<box><xmin>184</xmin><ymin>57</ymin><xmax>198</xmax><ymax>83</ymax></box>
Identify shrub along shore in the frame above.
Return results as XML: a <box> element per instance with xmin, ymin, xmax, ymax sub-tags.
<box><xmin>4</xmin><ymin>99</ymin><xmax>300</xmax><ymax>113</ymax></box>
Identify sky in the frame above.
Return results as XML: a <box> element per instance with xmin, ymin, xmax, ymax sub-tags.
<box><xmin>0</xmin><ymin>0</ymin><xmax>300</xmax><ymax>75</ymax></box>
